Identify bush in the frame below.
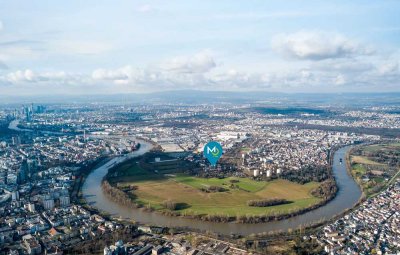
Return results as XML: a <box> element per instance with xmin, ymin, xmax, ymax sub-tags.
<box><xmin>200</xmin><ymin>185</ymin><xmax>228</xmax><ymax>193</ymax></box>
<box><xmin>247</xmin><ymin>198</ymin><xmax>290</xmax><ymax>207</ymax></box>
<box><xmin>163</xmin><ymin>200</ymin><xmax>178</xmax><ymax>210</ymax></box>
<box><xmin>311</xmin><ymin>178</ymin><xmax>337</xmax><ymax>200</ymax></box>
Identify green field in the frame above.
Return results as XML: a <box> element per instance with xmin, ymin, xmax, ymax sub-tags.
<box><xmin>351</xmin><ymin>155</ymin><xmax>384</xmax><ymax>166</ymax></box>
<box><xmin>350</xmin><ymin>143</ymin><xmax>400</xmax><ymax>197</ymax></box>
<box><xmin>352</xmin><ymin>163</ymin><xmax>367</xmax><ymax>177</ymax></box>
<box><xmin>109</xmin><ymin>164</ymin><xmax>323</xmax><ymax>217</ymax></box>
<box><xmin>361</xmin><ymin>143</ymin><xmax>400</xmax><ymax>152</ymax></box>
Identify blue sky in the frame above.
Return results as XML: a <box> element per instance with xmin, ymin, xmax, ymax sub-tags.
<box><xmin>0</xmin><ymin>0</ymin><xmax>399</xmax><ymax>95</ymax></box>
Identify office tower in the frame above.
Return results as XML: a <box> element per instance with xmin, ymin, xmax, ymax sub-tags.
<box><xmin>17</xmin><ymin>160</ymin><xmax>28</xmax><ymax>184</ymax></box>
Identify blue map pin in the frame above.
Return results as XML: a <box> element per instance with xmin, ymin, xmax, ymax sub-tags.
<box><xmin>203</xmin><ymin>141</ymin><xmax>223</xmax><ymax>166</ymax></box>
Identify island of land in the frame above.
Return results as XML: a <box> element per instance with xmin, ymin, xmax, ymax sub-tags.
<box><xmin>102</xmin><ymin>152</ymin><xmax>336</xmax><ymax>223</ymax></box>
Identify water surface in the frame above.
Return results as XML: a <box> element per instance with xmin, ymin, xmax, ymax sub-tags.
<box><xmin>83</xmin><ymin>144</ymin><xmax>361</xmax><ymax>235</ymax></box>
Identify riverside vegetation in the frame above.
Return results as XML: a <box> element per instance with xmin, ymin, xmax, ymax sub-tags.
<box><xmin>101</xmin><ymin>152</ymin><xmax>338</xmax><ymax>224</ymax></box>
<box><xmin>349</xmin><ymin>143</ymin><xmax>400</xmax><ymax>197</ymax></box>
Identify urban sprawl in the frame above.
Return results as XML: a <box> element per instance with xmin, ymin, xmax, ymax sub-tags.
<box><xmin>0</xmin><ymin>102</ymin><xmax>398</xmax><ymax>255</ymax></box>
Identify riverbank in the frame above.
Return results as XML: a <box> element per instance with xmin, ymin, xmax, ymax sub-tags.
<box><xmin>346</xmin><ymin>142</ymin><xmax>400</xmax><ymax>199</ymax></box>
<box><xmin>100</xmin><ymin>145</ymin><xmax>338</xmax><ymax>224</ymax></box>
<box><xmin>101</xmin><ymin>169</ymin><xmax>337</xmax><ymax>224</ymax></box>
<box><xmin>71</xmin><ymin>156</ymin><xmax>110</xmax><ymax>203</ymax></box>
<box><xmin>346</xmin><ymin>146</ymin><xmax>367</xmax><ymax>203</ymax></box>
<box><xmin>83</xmin><ymin>145</ymin><xmax>362</xmax><ymax>236</ymax></box>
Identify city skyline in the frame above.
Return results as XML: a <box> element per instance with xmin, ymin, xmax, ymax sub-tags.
<box><xmin>0</xmin><ymin>0</ymin><xmax>399</xmax><ymax>95</ymax></box>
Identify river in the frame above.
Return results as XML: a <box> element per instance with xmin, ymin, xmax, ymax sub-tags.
<box><xmin>8</xmin><ymin>120</ymin><xmax>33</xmax><ymax>132</ymax></box>
<box><xmin>8</xmin><ymin>119</ymin><xmax>64</xmax><ymax>135</ymax></box>
<box><xmin>82</xmin><ymin>144</ymin><xmax>361</xmax><ymax>235</ymax></box>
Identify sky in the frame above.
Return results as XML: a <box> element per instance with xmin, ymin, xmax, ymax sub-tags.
<box><xmin>0</xmin><ymin>0</ymin><xmax>399</xmax><ymax>95</ymax></box>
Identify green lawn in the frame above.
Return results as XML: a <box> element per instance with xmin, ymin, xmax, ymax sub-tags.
<box><xmin>362</xmin><ymin>143</ymin><xmax>400</xmax><ymax>153</ymax></box>
<box><xmin>352</xmin><ymin>163</ymin><xmax>366</xmax><ymax>177</ymax></box>
<box><xmin>173</xmin><ymin>175</ymin><xmax>267</xmax><ymax>192</ymax></box>
<box><xmin>350</xmin><ymin>143</ymin><xmax>400</xmax><ymax>197</ymax></box>
<box><xmin>110</xmin><ymin>164</ymin><xmax>323</xmax><ymax>217</ymax></box>
<box><xmin>351</xmin><ymin>156</ymin><xmax>384</xmax><ymax>166</ymax></box>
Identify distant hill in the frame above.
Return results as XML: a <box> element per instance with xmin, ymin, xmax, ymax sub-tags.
<box><xmin>1</xmin><ymin>90</ymin><xmax>399</xmax><ymax>107</ymax></box>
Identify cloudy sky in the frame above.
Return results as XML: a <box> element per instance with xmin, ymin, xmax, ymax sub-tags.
<box><xmin>0</xmin><ymin>0</ymin><xmax>399</xmax><ymax>95</ymax></box>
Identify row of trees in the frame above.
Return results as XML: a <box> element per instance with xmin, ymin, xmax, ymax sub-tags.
<box><xmin>200</xmin><ymin>185</ymin><xmax>228</xmax><ymax>193</ymax></box>
<box><xmin>311</xmin><ymin>179</ymin><xmax>337</xmax><ymax>200</ymax></box>
<box><xmin>101</xmin><ymin>180</ymin><xmax>140</xmax><ymax>208</ymax></box>
<box><xmin>281</xmin><ymin>164</ymin><xmax>332</xmax><ymax>184</ymax></box>
<box><xmin>247</xmin><ymin>199</ymin><xmax>290</xmax><ymax>207</ymax></box>
<box><xmin>162</xmin><ymin>200</ymin><xmax>178</xmax><ymax>210</ymax></box>
<box><xmin>356</xmin><ymin>146</ymin><xmax>400</xmax><ymax>167</ymax></box>
<box><xmin>102</xmin><ymin>178</ymin><xmax>337</xmax><ymax>224</ymax></box>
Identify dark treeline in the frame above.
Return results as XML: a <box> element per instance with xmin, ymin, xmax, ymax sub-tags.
<box><xmin>247</xmin><ymin>199</ymin><xmax>291</xmax><ymax>207</ymax></box>
<box><xmin>282</xmin><ymin>122</ymin><xmax>400</xmax><ymax>138</ymax></box>
<box><xmin>0</xmin><ymin>121</ymin><xmax>17</xmax><ymax>137</ymax></box>
<box><xmin>311</xmin><ymin>179</ymin><xmax>337</xmax><ymax>200</ymax></box>
<box><xmin>235</xmin><ymin>197</ymin><xmax>335</xmax><ymax>224</ymax></box>
<box><xmin>72</xmin><ymin>156</ymin><xmax>108</xmax><ymax>202</ymax></box>
<box><xmin>102</xmin><ymin>145</ymin><xmax>340</xmax><ymax>224</ymax></box>
<box><xmin>161</xmin><ymin>195</ymin><xmax>336</xmax><ymax>224</ymax></box>
<box><xmin>281</xmin><ymin>164</ymin><xmax>332</xmax><ymax>184</ymax></box>
<box><xmin>102</xmin><ymin>180</ymin><xmax>142</xmax><ymax>209</ymax></box>
<box><xmin>253</xmin><ymin>107</ymin><xmax>328</xmax><ymax>116</ymax></box>
<box><xmin>163</xmin><ymin>200</ymin><xmax>178</xmax><ymax>210</ymax></box>
<box><xmin>357</xmin><ymin>147</ymin><xmax>400</xmax><ymax>167</ymax></box>
<box><xmin>102</xmin><ymin>178</ymin><xmax>335</xmax><ymax>224</ymax></box>
<box><xmin>200</xmin><ymin>185</ymin><xmax>228</xmax><ymax>193</ymax></box>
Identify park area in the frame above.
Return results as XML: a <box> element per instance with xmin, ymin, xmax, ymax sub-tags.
<box><xmin>350</xmin><ymin>143</ymin><xmax>400</xmax><ymax>196</ymax></box>
<box><xmin>106</xmin><ymin>162</ymin><xmax>323</xmax><ymax>218</ymax></box>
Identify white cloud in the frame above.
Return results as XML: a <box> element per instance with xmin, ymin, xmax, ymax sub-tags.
<box><xmin>0</xmin><ymin>21</ymin><xmax>3</xmax><ymax>31</ymax></box>
<box><xmin>160</xmin><ymin>51</ymin><xmax>216</xmax><ymax>73</ymax></box>
<box><xmin>210</xmin><ymin>69</ymin><xmax>271</xmax><ymax>89</ymax></box>
<box><xmin>334</xmin><ymin>74</ymin><xmax>346</xmax><ymax>85</ymax></box>
<box><xmin>91</xmin><ymin>51</ymin><xmax>217</xmax><ymax>89</ymax></box>
<box><xmin>92</xmin><ymin>51</ymin><xmax>218</xmax><ymax>88</ymax></box>
<box><xmin>3</xmin><ymin>69</ymin><xmax>85</xmax><ymax>84</ymax></box>
<box><xmin>272</xmin><ymin>31</ymin><xmax>373</xmax><ymax>60</ymax></box>
<box><xmin>378</xmin><ymin>61</ymin><xmax>399</xmax><ymax>75</ymax></box>
<box><xmin>2</xmin><ymin>63</ymin><xmax>398</xmax><ymax>93</ymax></box>
<box><xmin>92</xmin><ymin>67</ymin><xmax>130</xmax><ymax>81</ymax></box>
<box><xmin>2</xmin><ymin>49</ymin><xmax>399</xmax><ymax>93</ymax></box>
<box><xmin>6</xmin><ymin>70</ymin><xmax>35</xmax><ymax>83</ymax></box>
<box><xmin>92</xmin><ymin>65</ymin><xmax>167</xmax><ymax>88</ymax></box>
<box><xmin>92</xmin><ymin>66</ymin><xmax>158</xmax><ymax>83</ymax></box>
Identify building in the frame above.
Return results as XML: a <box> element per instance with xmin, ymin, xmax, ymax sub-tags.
<box><xmin>253</xmin><ymin>169</ymin><xmax>259</xmax><ymax>177</ymax></box>
<box><xmin>23</xmin><ymin>235</ymin><xmax>42</xmax><ymax>255</ymax></box>
<box><xmin>43</xmin><ymin>199</ymin><xmax>55</xmax><ymax>210</ymax></box>
<box><xmin>17</xmin><ymin>160</ymin><xmax>28</xmax><ymax>184</ymax></box>
<box><xmin>132</xmin><ymin>245</ymin><xmax>153</xmax><ymax>255</ymax></box>
<box><xmin>152</xmin><ymin>246</ymin><xmax>163</xmax><ymax>255</ymax></box>
<box><xmin>11</xmin><ymin>191</ymin><xmax>19</xmax><ymax>201</ymax></box>
<box><xmin>59</xmin><ymin>196</ymin><xmax>70</xmax><ymax>207</ymax></box>
<box><xmin>27</xmin><ymin>203</ymin><xmax>35</xmax><ymax>212</ymax></box>
<box><xmin>12</xmin><ymin>136</ymin><xmax>21</xmax><ymax>146</ymax></box>
<box><xmin>103</xmin><ymin>240</ymin><xmax>127</xmax><ymax>255</ymax></box>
